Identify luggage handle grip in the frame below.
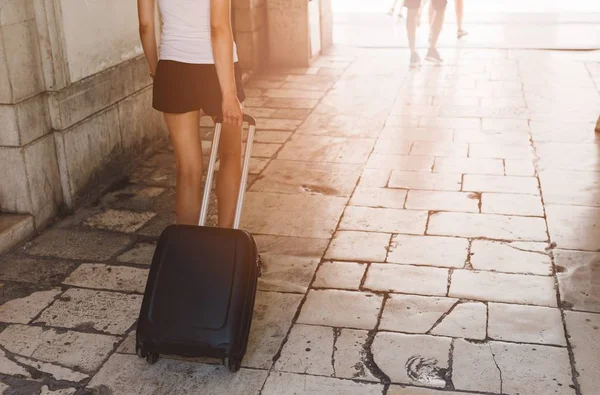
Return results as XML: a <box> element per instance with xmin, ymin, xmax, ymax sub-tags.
<box><xmin>198</xmin><ymin>114</ymin><xmax>257</xmax><ymax>229</ymax></box>
<box><xmin>215</xmin><ymin>114</ymin><xmax>256</xmax><ymax>127</ymax></box>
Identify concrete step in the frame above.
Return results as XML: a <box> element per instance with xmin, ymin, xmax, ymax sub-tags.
<box><xmin>0</xmin><ymin>214</ymin><xmax>34</xmax><ymax>254</ymax></box>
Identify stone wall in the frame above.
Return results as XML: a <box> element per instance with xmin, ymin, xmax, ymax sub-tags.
<box><xmin>0</xmin><ymin>0</ymin><xmax>167</xmax><ymax>246</ymax></box>
<box><xmin>233</xmin><ymin>0</ymin><xmax>269</xmax><ymax>71</ymax></box>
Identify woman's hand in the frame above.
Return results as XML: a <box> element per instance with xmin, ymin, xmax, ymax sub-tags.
<box><xmin>222</xmin><ymin>93</ymin><xmax>243</xmax><ymax>127</ymax></box>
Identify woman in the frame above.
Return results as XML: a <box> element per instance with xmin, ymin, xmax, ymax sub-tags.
<box><xmin>137</xmin><ymin>0</ymin><xmax>245</xmax><ymax>228</ymax></box>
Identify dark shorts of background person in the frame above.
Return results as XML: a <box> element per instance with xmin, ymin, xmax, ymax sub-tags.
<box><xmin>152</xmin><ymin>60</ymin><xmax>246</xmax><ymax>115</ymax></box>
<box><xmin>405</xmin><ymin>0</ymin><xmax>447</xmax><ymax>9</ymax></box>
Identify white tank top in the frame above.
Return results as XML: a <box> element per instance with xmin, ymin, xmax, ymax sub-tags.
<box><xmin>157</xmin><ymin>0</ymin><xmax>238</xmax><ymax>64</ymax></box>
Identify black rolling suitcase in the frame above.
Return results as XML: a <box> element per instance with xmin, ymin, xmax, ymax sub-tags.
<box><xmin>136</xmin><ymin>115</ymin><xmax>260</xmax><ymax>372</ymax></box>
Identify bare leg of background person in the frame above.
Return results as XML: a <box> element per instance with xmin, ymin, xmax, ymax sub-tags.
<box><xmin>215</xmin><ymin>122</ymin><xmax>242</xmax><ymax>228</ymax></box>
<box><xmin>165</xmin><ymin>111</ymin><xmax>204</xmax><ymax>225</ymax></box>
<box><xmin>407</xmin><ymin>7</ymin><xmax>421</xmax><ymax>67</ymax></box>
<box><xmin>429</xmin><ymin>5</ymin><xmax>446</xmax><ymax>48</ymax></box>
<box><xmin>456</xmin><ymin>0</ymin><xmax>468</xmax><ymax>37</ymax></box>
<box><xmin>407</xmin><ymin>7</ymin><xmax>419</xmax><ymax>51</ymax></box>
<box><xmin>425</xmin><ymin>4</ymin><xmax>446</xmax><ymax>63</ymax></box>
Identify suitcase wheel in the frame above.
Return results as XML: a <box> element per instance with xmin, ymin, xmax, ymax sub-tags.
<box><xmin>136</xmin><ymin>344</ymin><xmax>147</xmax><ymax>359</ymax></box>
<box><xmin>146</xmin><ymin>352</ymin><xmax>160</xmax><ymax>365</ymax></box>
<box><xmin>137</xmin><ymin>345</ymin><xmax>159</xmax><ymax>365</ymax></box>
<box><xmin>224</xmin><ymin>356</ymin><xmax>241</xmax><ymax>373</ymax></box>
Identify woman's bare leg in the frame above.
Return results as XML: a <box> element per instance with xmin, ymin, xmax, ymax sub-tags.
<box><xmin>165</xmin><ymin>111</ymin><xmax>204</xmax><ymax>225</ymax></box>
<box><xmin>215</xmin><ymin>122</ymin><xmax>242</xmax><ymax>228</ymax></box>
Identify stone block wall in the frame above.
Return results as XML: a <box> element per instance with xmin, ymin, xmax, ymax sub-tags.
<box><xmin>233</xmin><ymin>0</ymin><xmax>269</xmax><ymax>71</ymax></box>
<box><xmin>0</xmin><ymin>0</ymin><xmax>167</xmax><ymax>236</ymax></box>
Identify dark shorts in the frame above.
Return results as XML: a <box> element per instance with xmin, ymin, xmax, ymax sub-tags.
<box><xmin>152</xmin><ymin>60</ymin><xmax>246</xmax><ymax>115</ymax></box>
<box><xmin>405</xmin><ymin>0</ymin><xmax>447</xmax><ymax>9</ymax></box>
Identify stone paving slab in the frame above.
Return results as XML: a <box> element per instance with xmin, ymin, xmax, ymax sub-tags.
<box><xmin>35</xmin><ymin>288</ymin><xmax>142</xmax><ymax>335</ymax></box>
<box><xmin>0</xmin><ymin>324</ymin><xmax>119</xmax><ymax>372</ymax></box>
<box><xmin>261</xmin><ymin>372</ymin><xmax>384</xmax><ymax>395</ymax></box>
<box><xmin>24</xmin><ymin>229</ymin><xmax>134</xmax><ymax>261</ymax></box>
<box><xmin>86</xmin><ymin>354</ymin><xmax>268</xmax><ymax>395</ymax></box>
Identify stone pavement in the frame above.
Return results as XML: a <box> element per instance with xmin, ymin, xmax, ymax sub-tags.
<box><xmin>0</xmin><ymin>47</ymin><xmax>599</xmax><ymax>395</ymax></box>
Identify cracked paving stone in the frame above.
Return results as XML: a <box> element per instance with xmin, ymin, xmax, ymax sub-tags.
<box><xmin>365</xmin><ymin>264</ymin><xmax>449</xmax><ymax>296</ymax></box>
<box><xmin>452</xmin><ymin>339</ymin><xmax>502</xmax><ymax>393</ymax></box>
<box><xmin>325</xmin><ymin>231</ymin><xmax>390</xmax><ymax>263</ymax></box>
<box><xmin>38</xmin><ymin>386</ymin><xmax>77</xmax><ymax>395</ymax></box>
<box><xmin>380</xmin><ymin>295</ymin><xmax>457</xmax><ymax>334</ymax></box>
<box><xmin>388</xmin><ymin>171</ymin><xmax>462</xmax><ymax>191</ymax></box>
<box><xmin>0</xmin><ymin>256</ymin><xmax>77</xmax><ymax>286</ymax></box>
<box><xmin>297</xmin><ymin>290</ymin><xmax>382</xmax><ymax>330</ymax></box>
<box><xmin>274</xmin><ymin>324</ymin><xmax>334</xmax><ymax>375</ymax></box>
<box><xmin>0</xmin><ymin>288</ymin><xmax>61</xmax><ymax>324</ymax></box>
<box><xmin>0</xmin><ymin>347</ymin><xmax>31</xmax><ymax>377</ymax></box>
<box><xmin>0</xmin><ymin>325</ymin><xmax>119</xmax><ymax>372</ymax></box>
<box><xmin>254</xmin><ymin>130</ymin><xmax>292</xmax><ymax>144</ymax></box>
<box><xmin>565</xmin><ymin>311</ymin><xmax>600</xmax><ymax>395</ymax></box>
<box><xmin>137</xmin><ymin>212</ymin><xmax>178</xmax><ymax>238</ymax></box>
<box><xmin>470</xmin><ymin>240</ymin><xmax>552</xmax><ymax>275</ymax></box>
<box><xmin>251</xmin><ymin>160</ymin><xmax>361</xmax><ymax>197</ymax></box>
<box><xmin>372</xmin><ymin>332</ymin><xmax>452</xmax><ymax>388</ymax></box>
<box><xmin>100</xmin><ymin>185</ymin><xmax>166</xmax><ymax>211</ymax></box>
<box><xmin>297</xmin><ymin>113</ymin><xmax>385</xmax><ymax>138</ymax></box>
<box><xmin>433</xmin><ymin>157</ymin><xmax>504</xmax><ymax>175</ymax></box>
<box><xmin>244</xmin><ymin>291</ymin><xmax>303</xmax><ymax>369</ymax></box>
<box><xmin>555</xmin><ymin>250</ymin><xmax>600</xmax><ymax>312</ymax></box>
<box><xmin>116</xmin><ymin>242</ymin><xmax>156</xmax><ymax>265</ymax></box>
<box><xmin>63</xmin><ymin>264</ymin><xmax>149</xmax><ymax>294</ymax></box>
<box><xmin>387</xmin><ymin>235</ymin><xmax>469</xmax><ymax>268</ymax></box>
<box><xmin>84</xmin><ymin>209</ymin><xmax>157</xmax><ymax>233</ymax></box>
<box><xmin>0</xmin><ymin>282</ymin><xmax>53</xmax><ymax>306</ymax></box>
<box><xmin>313</xmin><ymin>261</ymin><xmax>366</xmax><ymax>290</ymax></box>
<box><xmin>365</xmin><ymin>154</ymin><xmax>434</xmax><ymax>172</ymax></box>
<box><xmin>491</xmin><ymin>342</ymin><xmax>575</xmax><ymax>395</ymax></box>
<box><xmin>358</xmin><ymin>169</ymin><xmax>391</xmax><ymax>188</ymax></box>
<box><xmin>261</xmin><ymin>372</ymin><xmax>383</xmax><ymax>395</ymax></box>
<box><xmin>387</xmin><ymin>387</ymin><xmax>487</xmax><ymax>395</ymax></box>
<box><xmin>14</xmin><ymin>355</ymin><xmax>88</xmax><ymax>382</ymax></box>
<box><xmin>86</xmin><ymin>353</ymin><xmax>268</xmax><ymax>395</ymax></box>
<box><xmin>35</xmin><ymin>288</ymin><xmax>142</xmax><ymax>335</ymax></box>
<box><xmin>116</xmin><ymin>332</ymin><xmax>136</xmax><ymax>354</ymax></box>
<box><xmin>481</xmin><ymin>193</ymin><xmax>544</xmax><ymax>217</ymax></box>
<box><xmin>428</xmin><ymin>212</ymin><xmax>548</xmax><ymax>241</ymax></box>
<box><xmin>251</xmin><ymin>143</ymin><xmax>281</xmax><ymax>158</ymax></box>
<box><xmin>546</xmin><ymin>205</ymin><xmax>600</xmax><ymax>251</ymax></box>
<box><xmin>334</xmin><ymin>329</ymin><xmax>378</xmax><ymax>382</ymax></box>
<box><xmin>488</xmin><ymin>303</ymin><xmax>566</xmax><ymax>346</ymax></box>
<box><xmin>405</xmin><ymin>190</ymin><xmax>479</xmax><ymax>213</ymax></box>
<box><xmin>449</xmin><ymin>270</ymin><xmax>557</xmax><ymax>306</ymax></box>
<box><xmin>25</xmin><ymin>229</ymin><xmax>134</xmax><ymax>261</ymax></box>
<box><xmin>340</xmin><ymin>206</ymin><xmax>428</xmax><ymax>235</ymax></box>
<box><xmin>463</xmin><ymin>175</ymin><xmax>540</xmax><ymax>195</ymax></box>
<box><xmin>255</xmin><ymin>236</ymin><xmax>328</xmax><ymax>293</ymax></box>
<box><xmin>430</xmin><ymin>302</ymin><xmax>487</xmax><ymax>340</ymax></box>
<box><xmin>349</xmin><ymin>186</ymin><xmax>407</xmax><ymax>209</ymax></box>
<box><xmin>277</xmin><ymin>135</ymin><xmax>375</xmax><ymax>164</ymax></box>
<box><xmin>250</xmin><ymin>158</ymin><xmax>270</xmax><ymax>174</ymax></box>
<box><xmin>241</xmin><ymin>192</ymin><xmax>347</xmax><ymax>239</ymax></box>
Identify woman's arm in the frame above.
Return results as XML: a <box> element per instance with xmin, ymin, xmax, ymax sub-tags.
<box><xmin>137</xmin><ymin>0</ymin><xmax>158</xmax><ymax>78</ymax></box>
<box><xmin>210</xmin><ymin>0</ymin><xmax>243</xmax><ymax>126</ymax></box>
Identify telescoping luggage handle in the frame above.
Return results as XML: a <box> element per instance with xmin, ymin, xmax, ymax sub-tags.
<box><xmin>198</xmin><ymin>114</ymin><xmax>257</xmax><ymax>229</ymax></box>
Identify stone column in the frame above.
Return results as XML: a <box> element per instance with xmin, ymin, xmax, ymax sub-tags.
<box><xmin>266</xmin><ymin>0</ymin><xmax>333</xmax><ymax>67</ymax></box>
<box><xmin>233</xmin><ymin>0</ymin><xmax>269</xmax><ymax>72</ymax></box>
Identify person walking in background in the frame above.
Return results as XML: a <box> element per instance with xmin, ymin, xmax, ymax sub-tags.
<box><xmin>429</xmin><ymin>0</ymin><xmax>467</xmax><ymax>38</ymax></box>
<box><xmin>405</xmin><ymin>0</ymin><xmax>447</xmax><ymax>68</ymax></box>
<box><xmin>137</xmin><ymin>0</ymin><xmax>246</xmax><ymax>228</ymax></box>
<box><xmin>455</xmin><ymin>0</ymin><xmax>468</xmax><ymax>38</ymax></box>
